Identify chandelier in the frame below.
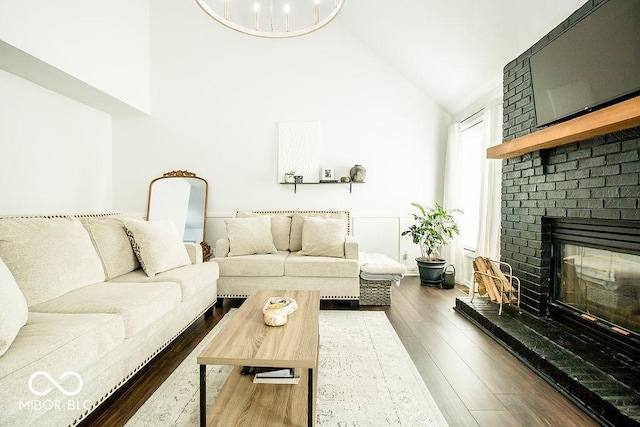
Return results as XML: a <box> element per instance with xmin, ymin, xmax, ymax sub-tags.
<box><xmin>195</xmin><ymin>0</ymin><xmax>345</xmax><ymax>38</ymax></box>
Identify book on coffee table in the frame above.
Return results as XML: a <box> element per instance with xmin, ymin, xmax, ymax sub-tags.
<box><xmin>240</xmin><ymin>366</ymin><xmax>292</xmax><ymax>376</ymax></box>
<box><xmin>246</xmin><ymin>367</ymin><xmax>301</xmax><ymax>384</ymax></box>
<box><xmin>254</xmin><ymin>367</ymin><xmax>293</xmax><ymax>378</ymax></box>
<box><xmin>253</xmin><ymin>375</ymin><xmax>301</xmax><ymax>384</ymax></box>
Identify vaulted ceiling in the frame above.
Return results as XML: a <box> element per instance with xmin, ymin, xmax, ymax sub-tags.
<box><xmin>338</xmin><ymin>0</ymin><xmax>586</xmax><ymax>115</ymax></box>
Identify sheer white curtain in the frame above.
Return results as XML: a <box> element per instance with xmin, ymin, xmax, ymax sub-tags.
<box><xmin>441</xmin><ymin>97</ymin><xmax>503</xmax><ymax>284</ymax></box>
<box><xmin>441</xmin><ymin>123</ymin><xmax>465</xmax><ymax>271</ymax></box>
<box><xmin>476</xmin><ymin>98</ymin><xmax>503</xmax><ymax>260</ymax></box>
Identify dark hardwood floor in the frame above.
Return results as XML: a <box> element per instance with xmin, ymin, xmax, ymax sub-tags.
<box><xmin>82</xmin><ymin>277</ymin><xmax>599</xmax><ymax>426</ymax></box>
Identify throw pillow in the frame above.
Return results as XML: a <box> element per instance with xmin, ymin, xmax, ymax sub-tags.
<box><xmin>125</xmin><ymin>229</ymin><xmax>146</xmax><ymax>272</ymax></box>
<box><xmin>236</xmin><ymin>211</ymin><xmax>292</xmax><ymax>251</ymax></box>
<box><xmin>0</xmin><ymin>257</ymin><xmax>29</xmax><ymax>357</ymax></box>
<box><xmin>124</xmin><ymin>219</ymin><xmax>191</xmax><ymax>277</ymax></box>
<box><xmin>289</xmin><ymin>212</ymin><xmax>348</xmax><ymax>251</ymax></box>
<box><xmin>81</xmin><ymin>215</ymin><xmax>141</xmax><ymax>280</ymax></box>
<box><xmin>225</xmin><ymin>216</ymin><xmax>278</xmax><ymax>257</ymax></box>
<box><xmin>299</xmin><ymin>216</ymin><xmax>347</xmax><ymax>258</ymax></box>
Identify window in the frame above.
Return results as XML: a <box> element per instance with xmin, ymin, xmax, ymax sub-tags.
<box><xmin>459</xmin><ymin>116</ymin><xmax>483</xmax><ymax>251</ymax></box>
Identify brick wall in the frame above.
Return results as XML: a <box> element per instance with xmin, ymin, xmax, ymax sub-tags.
<box><xmin>500</xmin><ymin>0</ymin><xmax>640</xmax><ymax>315</ymax></box>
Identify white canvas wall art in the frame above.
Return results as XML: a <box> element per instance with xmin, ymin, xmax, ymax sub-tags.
<box><xmin>278</xmin><ymin>122</ymin><xmax>320</xmax><ymax>183</ymax></box>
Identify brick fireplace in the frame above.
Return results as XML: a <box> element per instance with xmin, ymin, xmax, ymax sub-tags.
<box><xmin>500</xmin><ymin>0</ymin><xmax>640</xmax><ymax>318</ymax></box>
<box><xmin>500</xmin><ymin>130</ymin><xmax>640</xmax><ymax>316</ymax></box>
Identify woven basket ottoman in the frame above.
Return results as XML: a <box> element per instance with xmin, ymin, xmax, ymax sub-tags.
<box><xmin>360</xmin><ymin>278</ymin><xmax>394</xmax><ymax>305</ymax></box>
<box><xmin>359</xmin><ymin>253</ymin><xmax>407</xmax><ymax>306</ymax></box>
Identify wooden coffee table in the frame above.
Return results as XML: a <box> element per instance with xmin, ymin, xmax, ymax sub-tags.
<box><xmin>197</xmin><ymin>289</ymin><xmax>320</xmax><ymax>426</ymax></box>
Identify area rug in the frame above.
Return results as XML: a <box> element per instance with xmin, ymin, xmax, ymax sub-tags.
<box><xmin>126</xmin><ymin>310</ymin><xmax>448</xmax><ymax>426</ymax></box>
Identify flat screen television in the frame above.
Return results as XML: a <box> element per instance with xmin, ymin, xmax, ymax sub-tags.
<box><xmin>530</xmin><ymin>0</ymin><xmax>640</xmax><ymax>128</ymax></box>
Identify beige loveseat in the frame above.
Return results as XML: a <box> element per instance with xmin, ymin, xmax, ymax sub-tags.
<box><xmin>214</xmin><ymin>211</ymin><xmax>360</xmax><ymax>307</ymax></box>
<box><xmin>0</xmin><ymin>213</ymin><xmax>218</xmax><ymax>427</ymax></box>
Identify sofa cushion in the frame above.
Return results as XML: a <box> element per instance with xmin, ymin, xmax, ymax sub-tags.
<box><xmin>285</xmin><ymin>251</ymin><xmax>359</xmax><ymax>278</ymax></box>
<box><xmin>0</xmin><ymin>312</ymin><xmax>124</xmax><ymax>380</ymax></box>
<box><xmin>0</xmin><ymin>217</ymin><xmax>105</xmax><ymax>307</ymax></box>
<box><xmin>110</xmin><ymin>262</ymin><xmax>219</xmax><ymax>302</ymax></box>
<box><xmin>30</xmin><ymin>282</ymin><xmax>181</xmax><ymax>338</ymax></box>
<box><xmin>236</xmin><ymin>211</ymin><xmax>292</xmax><ymax>251</ymax></box>
<box><xmin>215</xmin><ymin>251</ymin><xmax>288</xmax><ymax>277</ymax></box>
<box><xmin>81</xmin><ymin>215</ymin><xmax>140</xmax><ymax>280</ymax></box>
<box><xmin>289</xmin><ymin>212</ymin><xmax>348</xmax><ymax>252</ymax></box>
<box><xmin>0</xmin><ymin>258</ymin><xmax>28</xmax><ymax>357</ymax></box>
<box><xmin>225</xmin><ymin>216</ymin><xmax>278</xmax><ymax>256</ymax></box>
<box><xmin>124</xmin><ymin>219</ymin><xmax>191</xmax><ymax>277</ymax></box>
<box><xmin>299</xmin><ymin>216</ymin><xmax>347</xmax><ymax>258</ymax></box>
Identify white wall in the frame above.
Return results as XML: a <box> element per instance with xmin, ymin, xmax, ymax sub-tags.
<box><xmin>452</xmin><ymin>85</ymin><xmax>502</xmax><ymax>123</ymax></box>
<box><xmin>0</xmin><ymin>70</ymin><xmax>112</xmax><ymax>214</ymax></box>
<box><xmin>0</xmin><ymin>0</ymin><xmax>451</xmax><ymax>265</ymax></box>
<box><xmin>0</xmin><ymin>0</ymin><xmax>150</xmax><ymax>113</ymax></box>
<box><xmin>0</xmin><ymin>0</ymin><xmax>150</xmax><ymax>215</ymax></box>
<box><xmin>112</xmin><ymin>0</ymin><xmax>451</xmax><ymax>264</ymax></box>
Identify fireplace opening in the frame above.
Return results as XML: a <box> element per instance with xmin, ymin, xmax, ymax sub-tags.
<box><xmin>549</xmin><ymin>218</ymin><xmax>640</xmax><ymax>356</ymax></box>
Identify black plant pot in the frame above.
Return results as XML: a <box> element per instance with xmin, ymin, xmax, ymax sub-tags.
<box><xmin>416</xmin><ymin>258</ymin><xmax>446</xmax><ymax>287</ymax></box>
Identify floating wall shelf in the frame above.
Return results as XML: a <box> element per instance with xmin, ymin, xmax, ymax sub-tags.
<box><xmin>280</xmin><ymin>181</ymin><xmax>364</xmax><ymax>194</ymax></box>
<box><xmin>487</xmin><ymin>96</ymin><xmax>640</xmax><ymax>159</ymax></box>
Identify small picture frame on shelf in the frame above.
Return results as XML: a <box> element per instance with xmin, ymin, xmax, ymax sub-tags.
<box><xmin>320</xmin><ymin>168</ymin><xmax>337</xmax><ymax>183</ymax></box>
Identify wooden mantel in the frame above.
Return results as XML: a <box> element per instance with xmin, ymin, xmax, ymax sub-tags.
<box><xmin>487</xmin><ymin>95</ymin><xmax>640</xmax><ymax>159</ymax></box>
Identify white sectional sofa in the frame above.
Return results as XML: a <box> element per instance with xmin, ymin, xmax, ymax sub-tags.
<box><xmin>0</xmin><ymin>213</ymin><xmax>218</xmax><ymax>427</ymax></box>
<box><xmin>214</xmin><ymin>211</ymin><xmax>360</xmax><ymax>307</ymax></box>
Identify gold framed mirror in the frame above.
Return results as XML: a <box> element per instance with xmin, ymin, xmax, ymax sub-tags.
<box><xmin>147</xmin><ymin>170</ymin><xmax>211</xmax><ymax>261</ymax></box>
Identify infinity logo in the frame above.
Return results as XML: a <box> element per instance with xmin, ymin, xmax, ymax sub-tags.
<box><xmin>28</xmin><ymin>371</ymin><xmax>83</xmax><ymax>397</ymax></box>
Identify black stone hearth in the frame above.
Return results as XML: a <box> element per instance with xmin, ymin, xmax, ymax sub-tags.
<box><xmin>455</xmin><ymin>297</ymin><xmax>640</xmax><ymax>426</ymax></box>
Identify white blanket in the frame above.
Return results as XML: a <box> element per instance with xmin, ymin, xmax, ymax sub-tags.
<box><xmin>359</xmin><ymin>253</ymin><xmax>407</xmax><ymax>283</ymax></box>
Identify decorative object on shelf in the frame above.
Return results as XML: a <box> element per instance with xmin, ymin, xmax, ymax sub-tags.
<box><xmin>320</xmin><ymin>167</ymin><xmax>337</xmax><ymax>182</ymax></box>
<box><xmin>284</xmin><ymin>171</ymin><xmax>296</xmax><ymax>183</ymax></box>
<box><xmin>195</xmin><ymin>0</ymin><xmax>345</xmax><ymax>39</ymax></box>
<box><xmin>294</xmin><ymin>175</ymin><xmax>303</xmax><ymax>183</ymax></box>
<box><xmin>262</xmin><ymin>297</ymin><xmax>298</xmax><ymax>326</ymax></box>
<box><xmin>340</xmin><ymin>176</ymin><xmax>350</xmax><ymax>182</ymax></box>
<box><xmin>349</xmin><ymin>164</ymin><xmax>367</xmax><ymax>182</ymax></box>
<box><xmin>401</xmin><ymin>203</ymin><xmax>461</xmax><ymax>287</ymax></box>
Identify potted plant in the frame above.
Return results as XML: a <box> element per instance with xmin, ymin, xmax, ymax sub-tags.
<box><xmin>402</xmin><ymin>202</ymin><xmax>461</xmax><ymax>287</ymax></box>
